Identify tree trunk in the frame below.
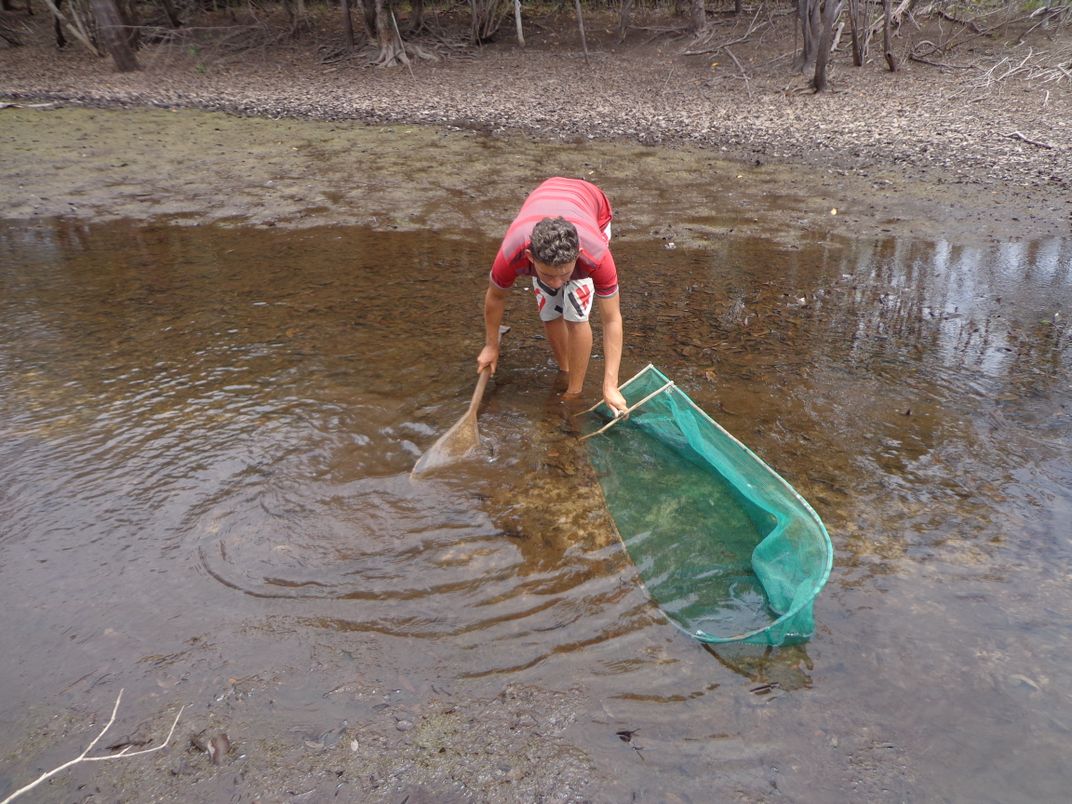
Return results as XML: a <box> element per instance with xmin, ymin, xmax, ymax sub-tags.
<box><xmin>410</xmin><ymin>0</ymin><xmax>424</xmax><ymax>32</ymax></box>
<box><xmin>846</xmin><ymin>0</ymin><xmax>862</xmax><ymax>66</ymax></box>
<box><xmin>90</xmin><ymin>0</ymin><xmax>139</xmax><ymax>71</ymax></box>
<box><xmin>469</xmin><ymin>0</ymin><xmax>507</xmax><ymax>43</ymax></box>
<box><xmin>572</xmin><ymin>0</ymin><xmax>588</xmax><ymax>63</ymax></box>
<box><xmin>118</xmin><ymin>0</ymin><xmax>139</xmax><ymax>50</ymax></box>
<box><xmin>281</xmin><ymin>0</ymin><xmax>295</xmax><ymax>32</ymax></box>
<box><xmin>689</xmin><ymin>0</ymin><xmax>705</xmax><ymax>33</ymax></box>
<box><xmin>373</xmin><ymin>0</ymin><xmax>415</xmax><ymax>65</ymax></box>
<box><xmin>359</xmin><ymin>0</ymin><xmax>376</xmax><ymax>37</ymax></box>
<box><xmin>341</xmin><ymin>0</ymin><xmax>355</xmax><ymax>49</ymax></box>
<box><xmin>374</xmin><ymin>0</ymin><xmax>391</xmax><ymax>54</ymax></box>
<box><xmin>883</xmin><ymin>0</ymin><xmax>897</xmax><ymax>71</ymax></box>
<box><xmin>797</xmin><ymin>0</ymin><xmax>820</xmax><ymax>72</ymax></box>
<box><xmin>514</xmin><ymin>0</ymin><xmax>523</xmax><ymax>46</ymax></box>
<box><xmin>617</xmin><ymin>0</ymin><xmax>632</xmax><ymax>43</ymax></box>
<box><xmin>43</xmin><ymin>0</ymin><xmax>69</xmax><ymax>48</ymax></box>
<box><xmin>813</xmin><ymin>0</ymin><xmax>839</xmax><ymax>91</ymax></box>
<box><xmin>159</xmin><ymin>0</ymin><xmax>182</xmax><ymax>28</ymax></box>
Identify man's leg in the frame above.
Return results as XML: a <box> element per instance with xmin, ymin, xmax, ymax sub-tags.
<box><xmin>561</xmin><ymin>278</ymin><xmax>596</xmax><ymax>396</ymax></box>
<box><xmin>543</xmin><ymin>316</ymin><xmax>570</xmax><ymax>372</ymax></box>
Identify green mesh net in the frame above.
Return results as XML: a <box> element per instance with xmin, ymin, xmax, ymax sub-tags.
<box><xmin>584</xmin><ymin>365</ymin><xmax>833</xmax><ymax>646</ymax></box>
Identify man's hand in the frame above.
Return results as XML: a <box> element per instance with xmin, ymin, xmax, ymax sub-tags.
<box><xmin>477</xmin><ymin>345</ymin><xmax>500</xmax><ymax>375</ymax></box>
<box><xmin>603</xmin><ymin>385</ymin><xmax>628</xmax><ymax>415</ymax></box>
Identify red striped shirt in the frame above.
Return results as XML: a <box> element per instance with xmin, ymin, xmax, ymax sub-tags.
<box><xmin>489</xmin><ymin>177</ymin><xmax>618</xmax><ymax>297</ymax></box>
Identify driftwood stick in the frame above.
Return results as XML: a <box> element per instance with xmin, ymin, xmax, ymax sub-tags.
<box><xmin>1</xmin><ymin>690</ymin><xmax>186</xmax><ymax>804</ymax></box>
<box><xmin>1003</xmin><ymin>130</ymin><xmax>1055</xmax><ymax>149</ymax></box>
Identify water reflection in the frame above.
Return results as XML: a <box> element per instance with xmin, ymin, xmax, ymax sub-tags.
<box><xmin>1</xmin><ymin>218</ymin><xmax>1070</xmax><ymax>801</ymax></box>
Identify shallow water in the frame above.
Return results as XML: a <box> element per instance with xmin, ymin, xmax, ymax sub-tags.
<box><xmin>1</xmin><ymin>217</ymin><xmax>1070</xmax><ymax>801</ymax></box>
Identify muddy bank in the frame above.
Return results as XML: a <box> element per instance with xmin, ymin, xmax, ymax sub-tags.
<box><xmin>1</xmin><ymin>10</ymin><xmax>1070</xmax><ymax>242</ymax></box>
<box><xmin>0</xmin><ymin>102</ymin><xmax>1068</xmax><ymax>246</ymax></box>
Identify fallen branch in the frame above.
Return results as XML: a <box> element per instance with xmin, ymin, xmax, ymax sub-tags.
<box><xmin>682</xmin><ymin>7</ymin><xmax>764</xmax><ymax>56</ymax></box>
<box><xmin>937</xmin><ymin>9</ymin><xmax>981</xmax><ymax>32</ymax></box>
<box><xmin>890</xmin><ymin>0</ymin><xmax>915</xmax><ymax>28</ymax></box>
<box><xmin>1</xmin><ymin>689</ymin><xmax>186</xmax><ymax>804</ymax></box>
<box><xmin>864</xmin><ymin>0</ymin><xmax>914</xmax><ymax>41</ymax></box>
<box><xmin>724</xmin><ymin>45</ymin><xmax>746</xmax><ymax>75</ymax></box>
<box><xmin>908</xmin><ymin>53</ymin><xmax>969</xmax><ymax>69</ymax></box>
<box><xmin>638</xmin><ymin>25</ymin><xmax>687</xmax><ymax>47</ymax></box>
<box><xmin>933</xmin><ymin>13</ymin><xmax>1040</xmax><ymax>57</ymax></box>
<box><xmin>1003</xmin><ymin>130</ymin><xmax>1055</xmax><ymax>149</ymax></box>
<box><xmin>959</xmin><ymin>44</ymin><xmax>1072</xmax><ymax>90</ymax></box>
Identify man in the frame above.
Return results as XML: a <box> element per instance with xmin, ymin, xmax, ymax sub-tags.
<box><xmin>477</xmin><ymin>177</ymin><xmax>628</xmax><ymax>414</ymax></box>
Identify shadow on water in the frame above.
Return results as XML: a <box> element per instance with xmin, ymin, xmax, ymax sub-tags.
<box><xmin>1</xmin><ymin>218</ymin><xmax>1070</xmax><ymax>801</ymax></box>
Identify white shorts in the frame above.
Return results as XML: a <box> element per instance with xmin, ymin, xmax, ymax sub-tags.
<box><xmin>533</xmin><ymin>277</ymin><xmax>595</xmax><ymax>322</ymax></box>
<box><xmin>530</xmin><ymin>222</ymin><xmax>611</xmax><ymax>324</ymax></box>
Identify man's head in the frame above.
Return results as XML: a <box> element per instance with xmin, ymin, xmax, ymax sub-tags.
<box><xmin>526</xmin><ymin>217</ymin><xmax>579</xmax><ymax>289</ymax></box>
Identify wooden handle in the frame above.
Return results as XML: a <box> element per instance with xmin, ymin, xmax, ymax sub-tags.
<box><xmin>467</xmin><ymin>325</ymin><xmax>509</xmax><ymax>417</ymax></box>
<box><xmin>466</xmin><ymin>366</ymin><xmax>492</xmax><ymax>417</ymax></box>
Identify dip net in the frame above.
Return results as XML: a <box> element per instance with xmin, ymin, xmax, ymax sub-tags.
<box><xmin>583</xmin><ymin>365</ymin><xmax>833</xmax><ymax>646</ymax></box>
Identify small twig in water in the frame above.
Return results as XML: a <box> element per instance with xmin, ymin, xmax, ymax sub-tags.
<box><xmin>1</xmin><ymin>689</ymin><xmax>186</xmax><ymax>804</ymax></box>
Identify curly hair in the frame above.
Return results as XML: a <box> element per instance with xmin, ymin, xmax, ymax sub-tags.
<box><xmin>529</xmin><ymin>217</ymin><xmax>580</xmax><ymax>266</ymax></box>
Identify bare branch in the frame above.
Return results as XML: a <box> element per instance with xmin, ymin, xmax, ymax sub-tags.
<box><xmin>1</xmin><ymin>690</ymin><xmax>186</xmax><ymax>804</ymax></box>
<box><xmin>41</xmin><ymin>0</ymin><xmax>101</xmax><ymax>56</ymax></box>
<box><xmin>682</xmin><ymin>6</ymin><xmax>765</xmax><ymax>56</ymax></box>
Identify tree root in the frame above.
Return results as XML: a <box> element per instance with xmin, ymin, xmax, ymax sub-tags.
<box><xmin>373</xmin><ymin>37</ymin><xmax>437</xmax><ymax>68</ymax></box>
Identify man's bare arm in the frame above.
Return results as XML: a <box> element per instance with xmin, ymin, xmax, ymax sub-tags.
<box><xmin>478</xmin><ymin>282</ymin><xmax>510</xmax><ymax>374</ymax></box>
<box><xmin>597</xmin><ymin>293</ymin><xmax>627</xmax><ymax>413</ymax></box>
